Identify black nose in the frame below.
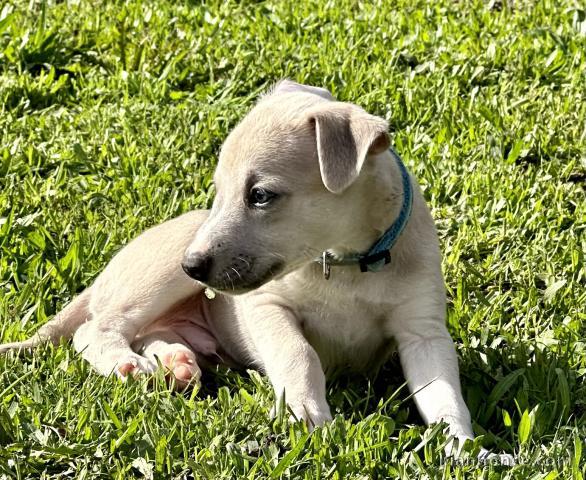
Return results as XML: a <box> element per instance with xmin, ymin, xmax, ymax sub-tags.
<box><xmin>181</xmin><ymin>253</ymin><xmax>213</xmax><ymax>282</ymax></box>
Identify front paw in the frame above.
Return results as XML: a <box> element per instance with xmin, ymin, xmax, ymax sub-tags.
<box><xmin>273</xmin><ymin>397</ymin><xmax>332</xmax><ymax>430</ymax></box>
<box><xmin>446</xmin><ymin>437</ymin><xmax>515</xmax><ymax>466</ymax></box>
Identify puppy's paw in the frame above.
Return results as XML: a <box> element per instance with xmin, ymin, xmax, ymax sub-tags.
<box><xmin>114</xmin><ymin>353</ymin><xmax>157</xmax><ymax>379</ymax></box>
<box><xmin>273</xmin><ymin>398</ymin><xmax>333</xmax><ymax>431</ymax></box>
<box><xmin>158</xmin><ymin>348</ymin><xmax>202</xmax><ymax>389</ymax></box>
<box><xmin>294</xmin><ymin>405</ymin><xmax>333</xmax><ymax>431</ymax></box>
<box><xmin>445</xmin><ymin>437</ymin><xmax>516</xmax><ymax>466</ymax></box>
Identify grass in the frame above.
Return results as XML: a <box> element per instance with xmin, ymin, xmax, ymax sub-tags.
<box><xmin>0</xmin><ymin>0</ymin><xmax>585</xmax><ymax>477</ymax></box>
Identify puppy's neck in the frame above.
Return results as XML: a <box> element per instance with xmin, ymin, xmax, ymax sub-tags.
<box><xmin>365</xmin><ymin>150</ymin><xmax>405</xmax><ymax>240</ymax></box>
<box><xmin>328</xmin><ymin>150</ymin><xmax>405</xmax><ymax>258</ymax></box>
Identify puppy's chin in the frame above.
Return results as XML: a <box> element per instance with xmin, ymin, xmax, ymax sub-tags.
<box><xmin>206</xmin><ymin>261</ymin><xmax>286</xmax><ymax>295</ymax></box>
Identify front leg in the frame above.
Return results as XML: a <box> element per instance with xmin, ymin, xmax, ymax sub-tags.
<box><xmin>388</xmin><ymin>302</ymin><xmax>515</xmax><ymax>463</ymax></box>
<box><xmin>242</xmin><ymin>299</ymin><xmax>332</xmax><ymax>428</ymax></box>
<box><xmin>386</xmin><ymin>304</ymin><xmax>474</xmax><ymax>442</ymax></box>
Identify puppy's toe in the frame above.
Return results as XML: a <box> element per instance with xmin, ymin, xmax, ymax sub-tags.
<box><xmin>115</xmin><ymin>354</ymin><xmax>156</xmax><ymax>379</ymax></box>
<box><xmin>298</xmin><ymin>407</ymin><xmax>333</xmax><ymax>431</ymax></box>
<box><xmin>273</xmin><ymin>398</ymin><xmax>333</xmax><ymax>431</ymax></box>
<box><xmin>162</xmin><ymin>349</ymin><xmax>195</xmax><ymax>367</ymax></box>
<box><xmin>161</xmin><ymin>349</ymin><xmax>202</xmax><ymax>388</ymax></box>
<box><xmin>117</xmin><ymin>361</ymin><xmax>136</xmax><ymax>377</ymax></box>
<box><xmin>173</xmin><ymin>363</ymin><xmax>201</xmax><ymax>383</ymax></box>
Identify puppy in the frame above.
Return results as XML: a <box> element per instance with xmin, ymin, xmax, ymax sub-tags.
<box><xmin>0</xmin><ymin>81</ymin><xmax>509</xmax><ymax>461</ymax></box>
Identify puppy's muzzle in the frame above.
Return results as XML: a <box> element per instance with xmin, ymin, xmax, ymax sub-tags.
<box><xmin>181</xmin><ymin>252</ymin><xmax>213</xmax><ymax>283</ymax></box>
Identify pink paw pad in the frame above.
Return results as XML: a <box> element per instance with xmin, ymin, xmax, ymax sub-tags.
<box><xmin>114</xmin><ymin>355</ymin><xmax>156</xmax><ymax>379</ymax></box>
<box><xmin>161</xmin><ymin>350</ymin><xmax>201</xmax><ymax>387</ymax></box>
<box><xmin>117</xmin><ymin>361</ymin><xmax>137</xmax><ymax>377</ymax></box>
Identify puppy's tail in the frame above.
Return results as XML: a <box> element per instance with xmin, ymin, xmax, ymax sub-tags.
<box><xmin>0</xmin><ymin>288</ymin><xmax>91</xmax><ymax>354</ymax></box>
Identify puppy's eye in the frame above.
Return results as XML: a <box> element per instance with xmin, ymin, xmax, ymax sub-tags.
<box><xmin>248</xmin><ymin>187</ymin><xmax>277</xmax><ymax>208</ymax></box>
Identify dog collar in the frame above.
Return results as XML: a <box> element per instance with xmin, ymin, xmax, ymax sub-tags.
<box><xmin>316</xmin><ymin>147</ymin><xmax>413</xmax><ymax>279</ymax></box>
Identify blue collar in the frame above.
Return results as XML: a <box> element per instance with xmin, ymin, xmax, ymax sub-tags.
<box><xmin>317</xmin><ymin>147</ymin><xmax>413</xmax><ymax>279</ymax></box>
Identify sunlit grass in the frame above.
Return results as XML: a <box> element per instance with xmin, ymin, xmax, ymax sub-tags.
<box><xmin>0</xmin><ymin>0</ymin><xmax>584</xmax><ymax>478</ymax></box>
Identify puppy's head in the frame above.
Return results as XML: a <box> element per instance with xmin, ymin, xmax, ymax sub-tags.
<box><xmin>182</xmin><ymin>80</ymin><xmax>391</xmax><ymax>293</ymax></box>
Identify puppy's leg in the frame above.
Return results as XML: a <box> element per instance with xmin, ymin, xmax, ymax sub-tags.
<box><xmin>72</xmin><ymin>280</ymin><xmax>201</xmax><ymax>378</ymax></box>
<box><xmin>73</xmin><ymin>315</ymin><xmax>156</xmax><ymax>378</ymax></box>
<box><xmin>72</xmin><ymin>211</ymin><xmax>207</xmax><ymax>378</ymax></box>
<box><xmin>388</xmin><ymin>302</ymin><xmax>514</xmax><ymax>463</ymax></box>
<box><xmin>243</xmin><ymin>303</ymin><xmax>332</xmax><ymax>429</ymax></box>
<box><xmin>132</xmin><ymin>329</ymin><xmax>201</xmax><ymax>389</ymax></box>
<box><xmin>386</xmin><ymin>304</ymin><xmax>474</xmax><ymax>440</ymax></box>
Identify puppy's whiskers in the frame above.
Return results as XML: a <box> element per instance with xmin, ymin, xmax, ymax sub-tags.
<box><xmin>224</xmin><ymin>270</ymin><xmax>236</xmax><ymax>291</ymax></box>
<box><xmin>237</xmin><ymin>256</ymin><xmax>251</xmax><ymax>268</ymax></box>
<box><xmin>230</xmin><ymin>266</ymin><xmax>243</xmax><ymax>281</ymax></box>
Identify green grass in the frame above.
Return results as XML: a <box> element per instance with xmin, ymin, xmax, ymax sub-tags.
<box><xmin>0</xmin><ymin>0</ymin><xmax>585</xmax><ymax>478</ymax></box>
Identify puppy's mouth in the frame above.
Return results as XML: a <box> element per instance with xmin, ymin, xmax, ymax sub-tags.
<box><xmin>207</xmin><ymin>261</ymin><xmax>285</xmax><ymax>295</ymax></box>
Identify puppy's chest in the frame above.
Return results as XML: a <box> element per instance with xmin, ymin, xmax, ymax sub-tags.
<box><xmin>297</xmin><ymin>296</ymin><xmax>392</xmax><ymax>373</ymax></box>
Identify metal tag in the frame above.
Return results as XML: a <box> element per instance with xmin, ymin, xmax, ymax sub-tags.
<box><xmin>204</xmin><ymin>287</ymin><xmax>216</xmax><ymax>299</ymax></box>
<box><xmin>322</xmin><ymin>251</ymin><xmax>331</xmax><ymax>280</ymax></box>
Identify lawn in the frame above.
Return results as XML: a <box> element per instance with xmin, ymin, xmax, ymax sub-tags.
<box><xmin>0</xmin><ymin>0</ymin><xmax>585</xmax><ymax>478</ymax></box>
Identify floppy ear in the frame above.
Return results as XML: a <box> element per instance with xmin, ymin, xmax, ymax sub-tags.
<box><xmin>268</xmin><ymin>79</ymin><xmax>335</xmax><ymax>101</ymax></box>
<box><xmin>306</xmin><ymin>102</ymin><xmax>390</xmax><ymax>193</ymax></box>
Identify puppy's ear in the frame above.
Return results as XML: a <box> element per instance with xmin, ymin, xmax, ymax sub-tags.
<box><xmin>306</xmin><ymin>102</ymin><xmax>389</xmax><ymax>194</ymax></box>
<box><xmin>268</xmin><ymin>79</ymin><xmax>335</xmax><ymax>101</ymax></box>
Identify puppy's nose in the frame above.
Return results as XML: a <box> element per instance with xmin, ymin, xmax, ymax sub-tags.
<box><xmin>181</xmin><ymin>253</ymin><xmax>213</xmax><ymax>282</ymax></box>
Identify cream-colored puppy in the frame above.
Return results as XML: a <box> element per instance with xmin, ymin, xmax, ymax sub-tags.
<box><xmin>0</xmin><ymin>81</ymin><xmax>509</xmax><ymax>461</ymax></box>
